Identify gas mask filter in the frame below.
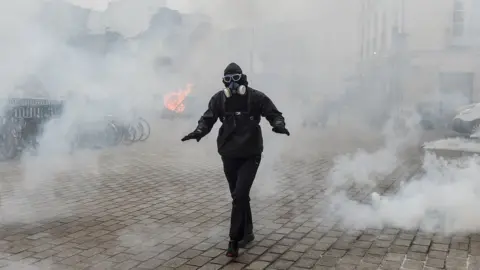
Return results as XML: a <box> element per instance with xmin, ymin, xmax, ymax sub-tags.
<box><xmin>224</xmin><ymin>84</ymin><xmax>246</xmax><ymax>98</ymax></box>
<box><xmin>223</xmin><ymin>74</ymin><xmax>246</xmax><ymax>98</ymax></box>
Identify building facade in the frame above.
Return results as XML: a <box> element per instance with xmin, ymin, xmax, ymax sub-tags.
<box><xmin>359</xmin><ymin>0</ymin><xmax>480</xmax><ymax>117</ymax></box>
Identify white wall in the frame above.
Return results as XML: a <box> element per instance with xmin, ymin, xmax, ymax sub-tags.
<box><xmin>403</xmin><ymin>0</ymin><xmax>453</xmax><ymax>51</ymax></box>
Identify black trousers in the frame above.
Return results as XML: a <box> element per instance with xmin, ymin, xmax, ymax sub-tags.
<box><xmin>221</xmin><ymin>155</ymin><xmax>261</xmax><ymax>241</ymax></box>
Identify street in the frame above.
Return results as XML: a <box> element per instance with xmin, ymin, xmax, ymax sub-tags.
<box><xmin>0</xmin><ymin>123</ymin><xmax>473</xmax><ymax>270</ymax></box>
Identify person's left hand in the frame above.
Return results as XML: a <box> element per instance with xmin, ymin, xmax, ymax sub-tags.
<box><xmin>272</xmin><ymin>126</ymin><xmax>290</xmax><ymax>136</ymax></box>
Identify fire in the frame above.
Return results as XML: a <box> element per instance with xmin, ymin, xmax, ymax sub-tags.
<box><xmin>163</xmin><ymin>84</ymin><xmax>192</xmax><ymax>113</ymax></box>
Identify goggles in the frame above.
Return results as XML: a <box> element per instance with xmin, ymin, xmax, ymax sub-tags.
<box><xmin>223</xmin><ymin>74</ymin><xmax>242</xmax><ymax>83</ymax></box>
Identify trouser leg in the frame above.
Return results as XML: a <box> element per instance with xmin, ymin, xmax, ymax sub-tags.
<box><xmin>222</xmin><ymin>157</ymin><xmax>239</xmax><ymax>196</ymax></box>
<box><xmin>244</xmin><ymin>197</ymin><xmax>253</xmax><ymax>235</ymax></box>
<box><xmin>225</xmin><ymin>155</ymin><xmax>261</xmax><ymax>241</ymax></box>
<box><xmin>222</xmin><ymin>156</ymin><xmax>243</xmax><ymax>240</ymax></box>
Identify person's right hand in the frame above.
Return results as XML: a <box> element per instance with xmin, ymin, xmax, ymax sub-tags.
<box><xmin>181</xmin><ymin>130</ymin><xmax>202</xmax><ymax>142</ymax></box>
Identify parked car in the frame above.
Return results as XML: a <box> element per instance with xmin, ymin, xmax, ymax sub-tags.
<box><xmin>451</xmin><ymin>103</ymin><xmax>480</xmax><ymax>135</ymax></box>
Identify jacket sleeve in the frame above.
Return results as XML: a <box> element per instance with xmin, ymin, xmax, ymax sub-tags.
<box><xmin>260</xmin><ymin>93</ymin><xmax>286</xmax><ymax>128</ymax></box>
<box><xmin>196</xmin><ymin>94</ymin><xmax>219</xmax><ymax>136</ymax></box>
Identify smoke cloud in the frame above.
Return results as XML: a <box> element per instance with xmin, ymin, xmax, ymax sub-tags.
<box><xmin>324</xmin><ymin>100</ymin><xmax>480</xmax><ymax>235</ymax></box>
<box><xmin>0</xmin><ymin>0</ymin><xmax>476</xmax><ymax>244</ymax></box>
<box><xmin>328</xmin><ymin>152</ymin><xmax>480</xmax><ymax>235</ymax></box>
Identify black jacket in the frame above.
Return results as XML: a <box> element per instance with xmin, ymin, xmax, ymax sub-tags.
<box><xmin>195</xmin><ymin>87</ymin><xmax>286</xmax><ymax>158</ymax></box>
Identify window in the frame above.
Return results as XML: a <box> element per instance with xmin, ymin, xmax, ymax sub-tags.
<box><xmin>453</xmin><ymin>0</ymin><xmax>465</xmax><ymax>37</ymax></box>
<box><xmin>365</xmin><ymin>40</ymin><xmax>370</xmax><ymax>58</ymax></box>
<box><xmin>381</xmin><ymin>13</ymin><xmax>387</xmax><ymax>51</ymax></box>
<box><xmin>371</xmin><ymin>13</ymin><xmax>378</xmax><ymax>54</ymax></box>
<box><xmin>391</xmin><ymin>26</ymin><xmax>402</xmax><ymax>50</ymax></box>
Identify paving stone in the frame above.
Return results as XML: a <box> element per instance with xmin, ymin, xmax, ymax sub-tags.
<box><xmin>199</xmin><ymin>263</ymin><xmax>222</xmax><ymax>270</ymax></box>
<box><xmin>413</xmin><ymin>237</ymin><xmax>432</xmax><ymax>246</ymax></box>
<box><xmin>425</xmin><ymin>257</ymin><xmax>445</xmax><ymax>268</ymax></box>
<box><xmin>355</xmin><ymin>262</ymin><xmax>379</xmax><ymax>270</ymax></box>
<box><xmin>247</xmin><ymin>261</ymin><xmax>271</xmax><ymax>270</ymax></box>
<box><xmin>409</xmin><ymin>245</ymin><xmax>429</xmax><ymax>253</ymax></box>
<box><xmin>428</xmin><ymin>250</ymin><xmax>447</xmax><ymax>259</ymax></box>
<box><xmin>316</xmin><ymin>256</ymin><xmax>339</xmax><ymax>267</ymax></box>
<box><xmin>335</xmin><ymin>264</ymin><xmax>356</xmax><ymax>270</ymax></box>
<box><xmin>256</xmin><ymin>252</ymin><xmax>278</xmax><ymax>262</ymax></box>
<box><xmin>139</xmin><ymin>258</ymin><xmax>166</xmax><ymax>269</ymax></box>
<box><xmin>293</xmin><ymin>258</ymin><xmax>316</xmax><ymax>268</ymax></box>
<box><xmin>446</xmin><ymin>257</ymin><xmax>467</xmax><ymax>268</ymax></box>
<box><xmin>163</xmin><ymin>257</ymin><xmax>188</xmax><ymax>268</ymax></box>
<box><xmin>270</xmin><ymin>259</ymin><xmax>294</xmax><ymax>269</ymax></box>
<box><xmin>300</xmin><ymin>250</ymin><xmax>323</xmax><ymax>260</ymax></box>
<box><xmin>179</xmin><ymin>249</ymin><xmax>204</xmax><ymax>259</ymax></box>
<box><xmin>448</xmin><ymin>249</ymin><xmax>468</xmax><ymax>258</ymax></box>
<box><xmin>268</xmin><ymin>245</ymin><xmax>289</xmax><ymax>254</ymax></box>
<box><xmin>394</xmin><ymin>239</ymin><xmax>412</xmax><ymax>246</ymax></box>
<box><xmin>380</xmin><ymin>261</ymin><xmax>402</xmax><ymax>270</ymax></box>
<box><xmin>247</xmin><ymin>246</ymin><xmax>268</xmax><ymax>255</ymax></box>
<box><xmin>431</xmin><ymin>243</ymin><xmax>449</xmax><ymax>251</ymax></box>
<box><xmin>186</xmin><ymin>255</ymin><xmax>211</xmax><ymax>267</ymax></box>
<box><xmin>279</xmin><ymin>251</ymin><xmax>302</xmax><ymax>261</ymax></box>
<box><xmin>384</xmin><ymin>252</ymin><xmax>404</xmax><ymax>262</ymax></box>
<box><xmin>407</xmin><ymin>251</ymin><xmax>427</xmax><ymax>261</ymax></box>
<box><xmin>114</xmin><ymin>259</ymin><xmax>140</xmax><ymax>270</ymax></box>
<box><xmin>290</xmin><ymin>244</ymin><xmax>310</xmax><ymax>253</ymax></box>
<box><xmin>235</xmin><ymin>253</ymin><xmax>258</xmax><ymax>265</ymax></box>
<box><xmin>388</xmin><ymin>245</ymin><xmax>409</xmax><ymax>254</ymax></box>
<box><xmin>402</xmin><ymin>259</ymin><xmax>425</xmax><ymax>270</ymax></box>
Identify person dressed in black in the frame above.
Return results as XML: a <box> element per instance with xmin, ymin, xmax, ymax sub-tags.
<box><xmin>181</xmin><ymin>62</ymin><xmax>290</xmax><ymax>257</ymax></box>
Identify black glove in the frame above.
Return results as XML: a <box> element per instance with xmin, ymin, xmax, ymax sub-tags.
<box><xmin>181</xmin><ymin>130</ymin><xmax>203</xmax><ymax>142</ymax></box>
<box><xmin>272</xmin><ymin>126</ymin><xmax>290</xmax><ymax>136</ymax></box>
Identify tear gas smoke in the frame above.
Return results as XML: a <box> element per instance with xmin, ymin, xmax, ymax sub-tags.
<box><xmin>329</xmin><ymin>152</ymin><xmax>480</xmax><ymax>235</ymax></box>
<box><xmin>0</xmin><ymin>0</ymin><xmax>475</xmax><ymax>240</ymax></box>
<box><xmin>327</xmin><ymin>108</ymin><xmax>423</xmax><ymax>191</ymax></box>
<box><xmin>326</xmin><ymin>105</ymin><xmax>480</xmax><ymax>235</ymax></box>
<box><xmin>0</xmin><ymin>0</ymin><xmax>366</xmax><ymax>225</ymax></box>
<box><xmin>0</xmin><ymin>0</ymin><xmax>184</xmax><ymax>223</ymax></box>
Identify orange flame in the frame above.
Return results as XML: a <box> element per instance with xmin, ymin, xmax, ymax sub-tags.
<box><xmin>163</xmin><ymin>84</ymin><xmax>192</xmax><ymax>113</ymax></box>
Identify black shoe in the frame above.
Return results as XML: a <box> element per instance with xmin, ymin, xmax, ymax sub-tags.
<box><xmin>226</xmin><ymin>241</ymin><xmax>239</xmax><ymax>257</ymax></box>
<box><xmin>238</xmin><ymin>233</ymin><xmax>255</xmax><ymax>248</ymax></box>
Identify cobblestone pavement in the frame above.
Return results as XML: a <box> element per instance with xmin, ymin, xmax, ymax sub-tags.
<box><xmin>0</xmin><ymin>124</ymin><xmax>474</xmax><ymax>270</ymax></box>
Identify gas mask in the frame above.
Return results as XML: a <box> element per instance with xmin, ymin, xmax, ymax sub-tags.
<box><xmin>223</xmin><ymin>73</ymin><xmax>247</xmax><ymax>98</ymax></box>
